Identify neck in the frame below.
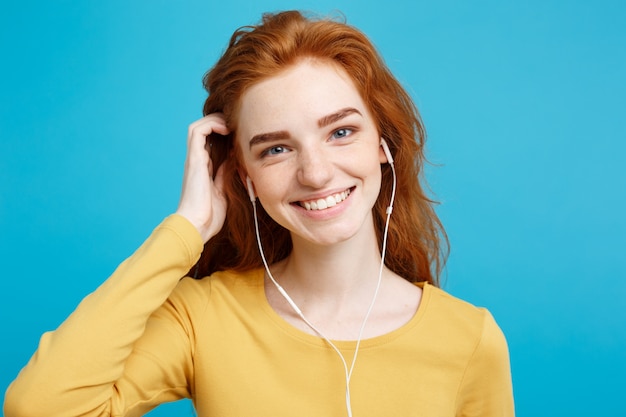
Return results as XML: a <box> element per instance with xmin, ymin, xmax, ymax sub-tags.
<box><xmin>274</xmin><ymin>223</ymin><xmax>385</xmax><ymax>308</ymax></box>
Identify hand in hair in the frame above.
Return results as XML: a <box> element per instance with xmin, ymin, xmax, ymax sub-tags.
<box><xmin>176</xmin><ymin>113</ymin><xmax>230</xmax><ymax>242</ymax></box>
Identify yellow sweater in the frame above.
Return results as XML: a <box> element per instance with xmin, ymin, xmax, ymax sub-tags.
<box><xmin>4</xmin><ymin>215</ymin><xmax>514</xmax><ymax>417</ymax></box>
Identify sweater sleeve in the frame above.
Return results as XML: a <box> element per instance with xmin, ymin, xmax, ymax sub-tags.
<box><xmin>455</xmin><ymin>310</ymin><xmax>515</xmax><ymax>417</ymax></box>
<box><xmin>3</xmin><ymin>214</ymin><xmax>205</xmax><ymax>417</ymax></box>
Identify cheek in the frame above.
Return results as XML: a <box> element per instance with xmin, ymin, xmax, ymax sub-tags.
<box><xmin>252</xmin><ymin>169</ymin><xmax>291</xmax><ymax>206</ymax></box>
<box><xmin>346</xmin><ymin>149</ymin><xmax>383</xmax><ymax>179</ymax></box>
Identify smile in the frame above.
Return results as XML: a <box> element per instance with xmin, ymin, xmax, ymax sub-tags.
<box><xmin>299</xmin><ymin>189</ymin><xmax>351</xmax><ymax>211</ymax></box>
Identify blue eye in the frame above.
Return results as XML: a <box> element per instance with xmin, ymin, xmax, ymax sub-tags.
<box><xmin>332</xmin><ymin>128</ymin><xmax>353</xmax><ymax>139</ymax></box>
<box><xmin>262</xmin><ymin>145</ymin><xmax>288</xmax><ymax>157</ymax></box>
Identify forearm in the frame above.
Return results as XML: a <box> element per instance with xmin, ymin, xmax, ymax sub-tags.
<box><xmin>4</xmin><ymin>214</ymin><xmax>203</xmax><ymax>417</ymax></box>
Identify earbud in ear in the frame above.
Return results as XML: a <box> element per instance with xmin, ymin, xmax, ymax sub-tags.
<box><xmin>246</xmin><ymin>176</ymin><xmax>256</xmax><ymax>202</ymax></box>
<box><xmin>381</xmin><ymin>138</ymin><xmax>394</xmax><ymax>164</ymax></box>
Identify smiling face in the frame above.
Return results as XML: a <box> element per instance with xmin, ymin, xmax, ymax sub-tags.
<box><xmin>236</xmin><ymin>59</ymin><xmax>388</xmax><ymax>247</ymax></box>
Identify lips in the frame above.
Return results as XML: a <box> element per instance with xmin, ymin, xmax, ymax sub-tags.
<box><xmin>298</xmin><ymin>189</ymin><xmax>351</xmax><ymax>211</ymax></box>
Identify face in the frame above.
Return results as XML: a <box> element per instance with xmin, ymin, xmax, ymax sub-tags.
<box><xmin>236</xmin><ymin>59</ymin><xmax>388</xmax><ymax>247</ymax></box>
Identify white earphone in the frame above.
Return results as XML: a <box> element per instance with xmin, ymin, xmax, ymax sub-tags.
<box><xmin>380</xmin><ymin>138</ymin><xmax>396</xmax><ymax>215</ymax></box>
<box><xmin>380</xmin><ymin>138</ymin><xmax>394</xmax><ymax>164</ymax></box>
<box><xmin>246</xmin><ymin>176</ymin><xmax>256</xmax><ymax>202</ymax></box>
<box><xmin>246</xmin><ymin>138</ymin><xmax>396</xmax><ymax>417</ymax></box>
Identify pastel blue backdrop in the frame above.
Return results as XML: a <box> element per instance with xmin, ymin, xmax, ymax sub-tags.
<box><xmin>1</xmin><ymin>1</ymin><xmax>624</xmax><ymax>416</ymax></box>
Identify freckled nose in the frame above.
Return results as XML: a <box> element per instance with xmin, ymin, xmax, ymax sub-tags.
<box><xmin>296</xmin><ymin>146</ymin><xmax>333</xmax><ymax>188</ymax></box>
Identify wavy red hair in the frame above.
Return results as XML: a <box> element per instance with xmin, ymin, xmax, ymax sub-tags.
<box><xmin>195</xmin><ymin>11</ymin><xmax>447</xmax><ymax>285</ymax></box>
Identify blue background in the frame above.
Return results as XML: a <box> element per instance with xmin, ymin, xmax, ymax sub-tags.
<box><xmin>1</xmin><ymin>1</ymin><xmax>625</xmax><ymax>416</ymax></box>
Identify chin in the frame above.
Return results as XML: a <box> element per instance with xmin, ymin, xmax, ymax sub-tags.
<box><xmin>292</xmin><ymin>220</ymin><xmax>369</xmax><ymax>247</ymax></box>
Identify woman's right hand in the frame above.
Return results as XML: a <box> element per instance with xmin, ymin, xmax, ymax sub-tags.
<box><xmin>176</xmin><ymin>113</ymin><xmax>230</xmax><ymax>243</ymax></box>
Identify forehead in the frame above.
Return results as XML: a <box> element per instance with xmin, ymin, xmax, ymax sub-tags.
<box><xmin>236</xmin><ymin>60</ymin><xmax>370</xmax><ymax>139</ymax></box>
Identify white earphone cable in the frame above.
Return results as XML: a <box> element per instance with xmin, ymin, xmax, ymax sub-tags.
<box><xmin>251</xmin><ymin>149</ymin><xmax>396</xmax><ymax>417</ymax></box>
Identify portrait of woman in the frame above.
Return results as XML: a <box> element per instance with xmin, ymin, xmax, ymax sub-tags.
<box><xmin>3</xmin><ymin>10</ymin><xmax>514</xmax><ymax>417</ymax></box>
<box><xmin>6</xmin><ymin>0</ymin><xmax>626</xmax><ymax>414</ymax></box>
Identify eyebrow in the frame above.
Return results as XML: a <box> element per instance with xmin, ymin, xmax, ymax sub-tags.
<box><xmin>248</xmin><ymin>107</ymin><xmax>363</xmax><ymax>150</ymax></box>
<box><xmin>318</xmin><ymin>107</ymin><xmax>362</xmax><ymax>128</ymax></box>
<box><xmin>249</xmin><ymin>130</ymin><xmax>290</xmax><ymax>150</ymax></box>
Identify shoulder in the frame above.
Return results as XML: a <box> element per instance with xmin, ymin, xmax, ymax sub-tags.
<box><xmin>423</xmin><ymin>284</ymin><xmax>502</xmax><ymax>333</ymax></box>
<box><xmin>417</xmin><ymin>283</ymin><xmax>509</xmax><ymax>360</ymax></box>
<box><xmin>423</xmin><ymin>286</ymin><xmax>515</xmax><ymax>414</ymax></box>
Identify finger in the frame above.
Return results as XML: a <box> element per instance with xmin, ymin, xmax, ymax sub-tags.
<box><xmin>187</xmin><ymin>112</ymin><xmax>227</xmax><ymax>130</ymax></box>
<box><xmin>187</xmin><ymin>114</ymin><xmax>230</xmax><ymax>167</ymax></box>
<box><xmin>187</xmin><ymin>113</ymin><xmax>229</xmax><ymax>145</ymax></box>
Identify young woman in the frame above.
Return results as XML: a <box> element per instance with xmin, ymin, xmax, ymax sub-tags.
<box><xmin>4</xmin><ymin>11</ymin><xmax>514</xmax><ymax>417</ymax></box>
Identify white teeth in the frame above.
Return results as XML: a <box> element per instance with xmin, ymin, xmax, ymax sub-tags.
<box><xmin>300</xmin><ymin>189</ymin><xmax>351</xmax><ymax>211</ymax></box>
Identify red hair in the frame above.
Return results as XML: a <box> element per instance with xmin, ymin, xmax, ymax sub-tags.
<box><xmin>195</xmin><ymin>11</ymin><xmax>447</xmax><ymax>286</ymax></box>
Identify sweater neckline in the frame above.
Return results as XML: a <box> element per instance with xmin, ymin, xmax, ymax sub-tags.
<box><xmin>251</xmin><ymin>268</ymin><xmax>432</xmax><ymax>350</ymax></box>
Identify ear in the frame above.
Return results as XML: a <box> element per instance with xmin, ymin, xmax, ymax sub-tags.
<box><xmin>379</xmin><ymin>138</ymin><xmax>394</xmax><ymax>164</ymax></box>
